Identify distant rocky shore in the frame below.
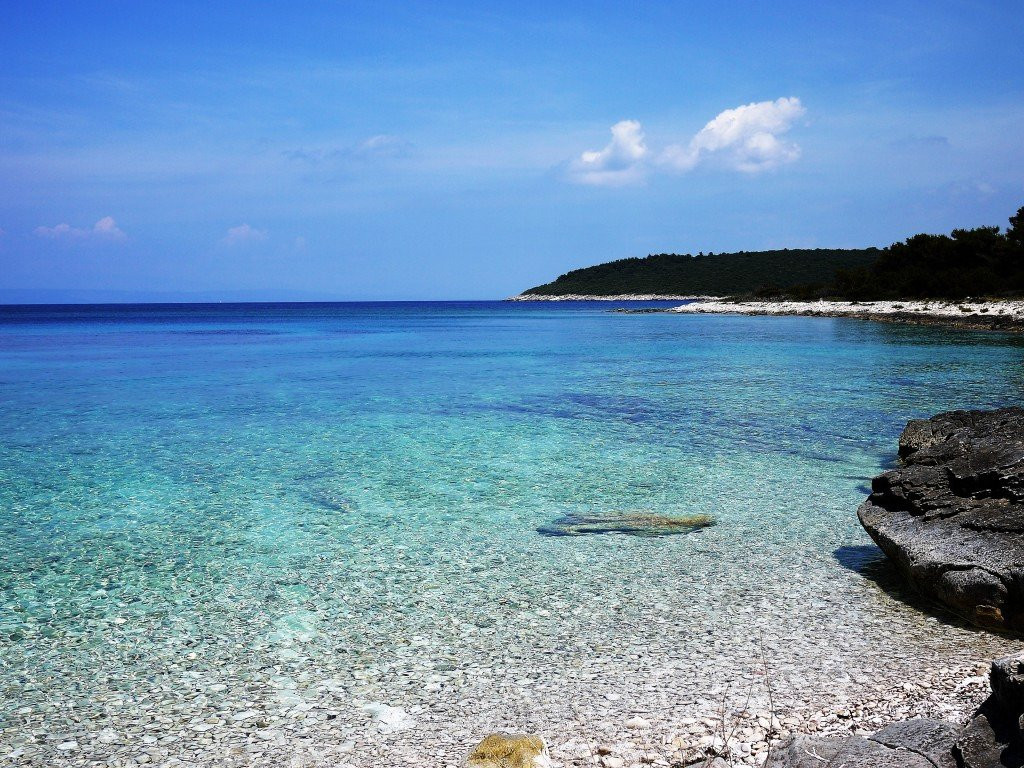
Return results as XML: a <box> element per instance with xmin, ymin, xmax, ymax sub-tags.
<box><xmin>669</xmin><ymin>299</ymin><xmax>1024</xmax><ymax>332</ymax></box>
<box><xmin>514</xmin><ymin>295</ymin><xmax>1024</xmax><ymax>332</ymax></box>
<box><xmin>506</xmin><ymin>294</ymin><xmax>712</xmax><ymax>301</ymax></box>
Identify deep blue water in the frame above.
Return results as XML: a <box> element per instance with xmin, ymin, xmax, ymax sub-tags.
<box><xmin>1</xmin><ymin>301</ymin><xmax>1021</xmax><ymax>763</ymax></box>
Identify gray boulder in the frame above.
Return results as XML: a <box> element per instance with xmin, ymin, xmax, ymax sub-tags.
<box><xmin>857</xmin><ymin>407</ymin><xmax>1024</xmax><ymax>632</ymax></box>
<box><xmin>768</xmin><ymin>730</ymin><xmax>940</xmax><ymax>768</ymax></box>
<box><xmin>873</xmin><ymin>718</ymin><xmax>961</xmax><ymax>768</ymax></box>
<box><xmin>768</xmin><ymin>718</ymin><xmax>959</xmax><ymax>768</ymax></box>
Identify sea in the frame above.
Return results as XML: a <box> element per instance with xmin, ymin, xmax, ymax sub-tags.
<box><xmin>1</xmin><ymin>301</ymin><xmax>1020</xmax><ymax>765</ymax></box>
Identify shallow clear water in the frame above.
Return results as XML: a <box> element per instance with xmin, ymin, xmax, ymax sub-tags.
<box><xmin>1</xmin><ymin>301</ymin><xmax>1022</xmax><ymax>765</ymax></box>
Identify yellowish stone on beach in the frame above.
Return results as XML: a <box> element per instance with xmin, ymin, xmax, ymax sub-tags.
<box><xmin>467</xmin><ymin>733</ymin><xmax>552</xmax><ymax>768</ymax></box>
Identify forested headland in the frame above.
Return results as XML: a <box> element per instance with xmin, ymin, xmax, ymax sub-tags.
<box><xmin>519</xmin><ymin>205</ymin><xmax>1024</xmax><ymax>300</ymax></box>
<box><xmin>521</xmin><ymin>249</ymin><xmax>880</xmax><ymax>297</ymax></box>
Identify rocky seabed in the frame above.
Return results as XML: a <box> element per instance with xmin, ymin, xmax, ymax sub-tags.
<box><xmin>2</xmin><ymin>651</ymin><xmax>1007</xmax><ymax>768</ymax></box>
<box><xmin>5</xmin><ymin>412</ymin><xmax>1022</xmax><ymax>767</ymax></box>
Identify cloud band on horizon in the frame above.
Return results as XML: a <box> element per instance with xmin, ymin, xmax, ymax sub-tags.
<box><xmin>34</xmin><ymin>216</ymin><xmax>127</xmax><ymax>241</ymax></box>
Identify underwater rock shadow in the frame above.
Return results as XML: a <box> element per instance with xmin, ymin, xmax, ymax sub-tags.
<box><xmin>834</xmin><ymin>544</ymin><xmax>991</xmax><ymax>634</ymax></box>
<box><xmin>304</xmin><ymin>489</ymin><xmax>356</xmax><ymax>513</ymax></box>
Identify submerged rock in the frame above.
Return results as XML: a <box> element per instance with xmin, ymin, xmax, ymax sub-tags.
<box><xmin>857</xmin><ymin>407</ymin><xmax>1024</xmax><ymax>632</ymax></box>
<box><xmin>305</xmin><ymin>489</ymin><xmax>354</xmax><ymax>512</ymax></box>
<box><xmin>466</xmin><ymin>733</ymin><xmax>551</xmax><ymax>768</ymax></box>
<box><xmin>537</xmin><ymin>511</ymin><xmax>714</xmax><ymax>537</ymax></box>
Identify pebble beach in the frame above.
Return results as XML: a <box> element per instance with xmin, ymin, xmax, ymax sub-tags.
<box><xmin>4</xmin><ymin>533</ymin><xmax>1012</xmax><ymax>768</ymax></box>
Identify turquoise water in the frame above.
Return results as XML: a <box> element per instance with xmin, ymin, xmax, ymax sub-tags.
<box><xmin>1</xmin><ymin>301</ymin><xmax>1021</xmax><ymax>765</ymax></box>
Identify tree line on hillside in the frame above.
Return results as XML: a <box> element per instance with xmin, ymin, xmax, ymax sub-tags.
<box><xmin>759</xmin><ymin>205</ymin><xmax>1024</xmax><ymax>301</ymax></box>
<box><xmin>523</xmin><ymin>248</ymin><xmax>880</xmax><ymax>297</ymax></box>
<box><xmin>521</xmin><ymin>205</ymin><xmax>1024</xmax><ymax>300</ymax></box>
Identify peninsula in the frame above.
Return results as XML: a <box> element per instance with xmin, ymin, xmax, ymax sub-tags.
<box><xmin>512</xmin><ymin>207</ymin><xmax>1024</xmax><ymax>329</ymax></box>
<box><xmin>511</xmin><ymin>248</ymin><xmax>879</xmax><ymax>299</ymax></box>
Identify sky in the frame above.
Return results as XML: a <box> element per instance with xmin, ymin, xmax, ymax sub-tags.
<box><xmin>1</xmin><ymin>1</ymin><xmax>1022</xmax><ymax>301</ymax></box>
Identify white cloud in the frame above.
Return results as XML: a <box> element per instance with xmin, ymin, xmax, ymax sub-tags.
<box><xmin>92</xmin><ymin>216</ymin><xmax>126</xmax><ymax>239</ymax></box>
<box><xmin>221</xmin><ymin>223</ymin><xmax>268</xmax><ymax>246</ymax></box>
<box><xmin>355</xmin><ymin>134</ymin><xmax>411</xmax><ymax>158</ymax></box>
<box><xmin>568</xmin><ymin>98</ymin><xmax>806</xmax><ymax>186</ymax></box>
<box><xmin>663</xmin><ymin>97</ymin><xmax>806</xmax><ymax>173</ymax></box>
<box><xmin>34</xmin><ymin>216</ymin><xmax>127</xmax><ymax>241</ymax></box>
<box><xmin>569</xmin><ymin>120</ymin><xmax>648</xmax><ymax>186</ymax></box>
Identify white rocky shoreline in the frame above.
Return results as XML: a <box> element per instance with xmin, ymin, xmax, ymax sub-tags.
<box><xmin>507</xmin><ymin>294</ymin><xmax>714</xmax><ymax>301</ymax></box>
<box><xmin>669</xmin><ymin>299</ymin><xmax>1024</xmax><ymax>331</ymax></box>
<box><xmin>509</xmin><ymin>295</ymin><xmax>1024</xmax><ymax>331</ymax></box>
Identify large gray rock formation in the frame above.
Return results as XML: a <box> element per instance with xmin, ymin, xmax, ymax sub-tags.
<box><xmin>857</xmin><ymin>407</ymin><xmax>1024</xmax><ymax>632</ymax></box>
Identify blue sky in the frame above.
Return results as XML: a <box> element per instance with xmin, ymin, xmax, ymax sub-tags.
<box><xmin>1</xmin><ymin>1</ymin><xmax>1022</xmax><ymax>301</ymax></box>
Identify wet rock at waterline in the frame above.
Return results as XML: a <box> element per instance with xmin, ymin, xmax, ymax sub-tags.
<box><xmin>537</xmin><ymin>511</ymin><xmax>714</xmax><ymax>537</ymax></box>
<box><xmin>467</xmin><ymin>733</ymin><xmax>552</xmax><ymax>768</ymax></box>
<box><xmin>858</xmin><ymin>407</ymin><xmax>1024</xmax><ymax>632</ymax></box>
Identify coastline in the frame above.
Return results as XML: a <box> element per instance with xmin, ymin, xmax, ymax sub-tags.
<box><xmin>668</xmin><ymin>299</ymin><xmax>1024</xmax><ymax>332</ymax></box>
<box><xmin>511</xmin><ymin>294</ymin><xmax>1024</xmax><ymax>332</ymax></box>
<box><xmin>506</xmin><ymin>294</ymin><xmax>715</xmax><ymax>301</ymax></box>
